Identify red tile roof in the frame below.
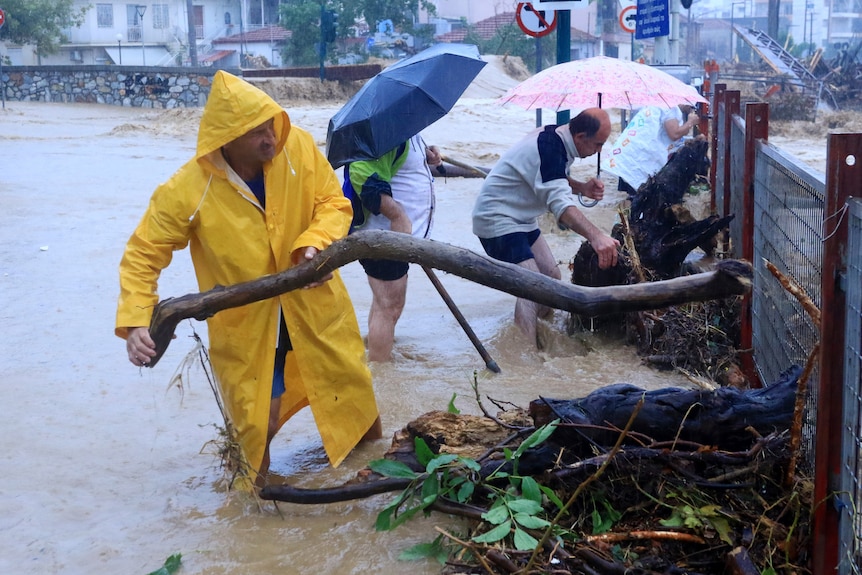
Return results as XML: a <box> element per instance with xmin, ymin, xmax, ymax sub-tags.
<box><xmin>435</xmin><ymin>11</ymin><xmax>597</xmax><ymax>43</ymax></box>
<box><xmin>200</xmin><ymin>49</ymin><xmax>235</xmax><ymax>63</ymax></box>
<box><xmin>213</xmin><ymin>25</ymin><xmax>291</xmax><ymax>44</ymax></box>
<box><xmin>436</xmin><ymin>12</ymin><xmax>516</xmax><ymax>42</ymax></box>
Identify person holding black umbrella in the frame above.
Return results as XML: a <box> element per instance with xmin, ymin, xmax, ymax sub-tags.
<box><xmin>472</xmin><ymin>108</ymin><xmax>620</xmax><ymax>349</ymax></box>
<box><xmin>345</xmin><ymin>133</ymin><xmax>443</xmax><ymax>362</ymax></box>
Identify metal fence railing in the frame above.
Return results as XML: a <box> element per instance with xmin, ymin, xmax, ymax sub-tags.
<box><xmin>711</xmin><ymin>86</ymin><xmax>862</xmax><ymax>574</ymax></box>
<box><xmin>839</xmin><ymin>197</ymin><xmax>862</xmax><ymax>575</ymax></box>
<box><xmin>751</xmin><ymin>140</ymin><xmax>825</xmax><ymax>464</ymax></box>
<box><xmin>727</xmin><ymin>114</ymin><xmax>746</xmax><ymax>258</ymax></box>
<box><xmin>751</xmin><ymin>141</ymin><xmax>825</xmax><ymax>389</ymax></box>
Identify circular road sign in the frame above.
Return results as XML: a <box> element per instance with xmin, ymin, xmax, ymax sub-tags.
<box><xmin>0</xmin><ymin>9</ymin><xmax>6</xmax><ymax>29</ymax></box>
<box><xmin>516</xmin><ymin>2</ymin><xmax>557</xmax><ymax>38</ymax></box>
<box><xmin>619</xmin><ymin>5</ymin><xmax>637</xmax><ymax>34</ymax></box>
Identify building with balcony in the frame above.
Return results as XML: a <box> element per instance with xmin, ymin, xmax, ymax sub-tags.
<box><xmin>0</xmin><ymin>0</ymin><xmax>281</xmax><ymax>67</ymax></box>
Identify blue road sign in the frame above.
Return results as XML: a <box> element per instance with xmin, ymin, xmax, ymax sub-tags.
<box><xmin>636</xmin><ymin>0</ymin><xmax>669</xmax><ymax>39</ymax></box>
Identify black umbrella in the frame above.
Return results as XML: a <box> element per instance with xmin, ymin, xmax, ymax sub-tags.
<box><xmin>325</xmin><ymin>43</ymin><xmax>486</xmax><ymax>169</ymax></box>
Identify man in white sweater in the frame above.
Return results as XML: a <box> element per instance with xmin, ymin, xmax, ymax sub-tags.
<box><xmin>472</xmin><ymin>108</ymin><xmax>620</xmax><ymax>348</ymax></box>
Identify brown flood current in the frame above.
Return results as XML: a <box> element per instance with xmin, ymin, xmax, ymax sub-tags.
<box><xmin>0</xmin><ymin>87</ymin><xmax>839</xmax><ymax>574</ymax></box>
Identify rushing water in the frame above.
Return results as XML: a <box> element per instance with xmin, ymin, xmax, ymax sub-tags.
<box><xmin>1</xmin><ymin>101</ymin><xmax>696</xmax><ymax>575</ymax></box>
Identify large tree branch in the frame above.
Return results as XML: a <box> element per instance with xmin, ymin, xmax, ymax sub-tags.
<box><xmin>147</xmin><ymin>230</ymin><xmax>751</xmax><ymax>366</ymax></box>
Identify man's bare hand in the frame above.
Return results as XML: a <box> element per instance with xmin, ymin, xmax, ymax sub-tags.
<box><xmin>425</xmin><ymin>145</ymin><xmax>442</xmax><ymax>167</ymax></box>
<box><xmin>582</xmin><ymin>177</ymin><xmax>605</xmax><ymax>201</ymax></box>
<box><xmin>126</xmin><ymin>326</ymin><xmax>156</xmax><ymax>366</ymax></box>
<box><xmin>590</xmin><ymin>233</ymin><xmax>621</xmax><ymax>270</ymax></box>
<box><xmin>296</xmin><ymin>246</ymin><xmax>333</xmax><ymax>288</ymax></box>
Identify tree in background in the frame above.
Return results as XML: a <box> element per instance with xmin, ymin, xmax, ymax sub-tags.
<box><xmin>464</xmin><ymin>23</ymin><xmax>555</xmax><ymax>74</ymax></box>
<box><xmin>279</xmin><ymin>1</ymin><xmax>324</xmax><ymax>66</ymax></box>
<box><xmin>279</xmin><ymin>0</ymin><xmax>437</xmax><ymax>66</ymax></box>
<box><xmin>0</xmin><ymin>0</ymin><xmax>88</xmax><ymax>56</ymax></box>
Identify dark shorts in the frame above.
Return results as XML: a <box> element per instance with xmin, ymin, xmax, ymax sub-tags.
<box><xmin>479</xmin><ymin>229</ymin><xmax>541</xmax><ymax>265</ymax></box>
<box><xmin>272</xmin><ymin>317</ymin><xmax>292</xmax><ymax>399</ymax></box>
<box><xmin>359</xmin><ymin>258</ymin><xmax>409</xmax><ymax>281</ymax></box>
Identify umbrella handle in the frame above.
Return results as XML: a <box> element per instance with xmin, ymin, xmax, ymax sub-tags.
<box><xmin>578</xmin><ymin>194</ymin><xmax>599</xmax><ymax>208</ymax></box>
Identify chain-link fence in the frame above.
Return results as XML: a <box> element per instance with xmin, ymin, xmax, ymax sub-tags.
<box><xmin>713</xmin><ymin>93</ymin><xmax>862</xmax><ymax>574</ymax></box>
<box><xmin>839</xmin><ymin>198</ymin><xmax>862</xmax><ymax>575</ymax></box>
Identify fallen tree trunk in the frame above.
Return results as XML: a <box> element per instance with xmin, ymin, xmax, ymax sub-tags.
<box><xmin>146</xmin><ymin>230</ymin><xmax>752</xmax><ymax>366</ymax></box>
<box><xmin>259</xmin><ymin>365</ymin><xmax>800</xmax><ymax>503</ymax></box>
<box><xmin>531</xmin><ymin>364</ymin><xmax>802</xmax><ymax>453</ymax></box>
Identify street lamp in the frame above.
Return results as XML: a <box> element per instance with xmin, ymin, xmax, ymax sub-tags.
<box><xmin>116</xmin><ymin>33</ymin><xmax>123</xmax><ymax>65</ymax></box>
<box><xmin>807</xmin><ymin>4</ymin><xmax>815</xmax><ymax>57</ymax></box>
<box><xmin>730</xmin><ymin>1</ymin><xmax>746</xmax><ymax>61</ymax></box>
<box><xmin>136</xmin><ymin>5</ymin><xmax>147</xmax><ymax>66</ymax></box>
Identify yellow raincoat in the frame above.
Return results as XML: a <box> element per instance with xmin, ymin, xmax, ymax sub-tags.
<box><xmin>116</xmin><ymin>71</ymin><xmax>379</xmax><ymax>478</ymax></box>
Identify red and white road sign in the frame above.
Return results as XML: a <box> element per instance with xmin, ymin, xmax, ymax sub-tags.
<box><xmin>516</xmin><ymin>2</ymin><xmax>557</xmax><ymax>38</ymax></box>
<box><xmin>619</xmin><ymin>5</ymin><xmax>637</xmax><ymax>34</ymax></box>
<box><xmin>0</xmin><ymin>9</ymin><xmax>6</xmax><ymax>29</ymax></box>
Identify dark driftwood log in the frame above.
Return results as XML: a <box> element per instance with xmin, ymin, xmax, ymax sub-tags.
<box><xmin>531</xmin><ymin>365</ymin><xmax>802</xmax><ymax>453</ymax></box>
<box><xmin>146</xmin><ymin>230</ymin><xmax>752</xmax><ymax>366</ymax></box>
<box><xmin>573</xmin><ymin>138</ymin><xmax>732</xmax><ymax>286</ymax></box>
<box><xmin>258</xmin><ymin>367</ymin><xmax>800</xmax><ymax>504</ymax></box>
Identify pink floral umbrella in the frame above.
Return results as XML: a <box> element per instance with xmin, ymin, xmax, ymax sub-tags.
<box><xmin>497</xmin><ymin>56</ymin><xmax>708</xmax><ymax>111</ymax></box>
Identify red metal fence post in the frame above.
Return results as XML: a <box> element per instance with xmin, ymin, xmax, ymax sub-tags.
<box><xmin>739</xmin><ymin>102</ymin><xmax>768</xmax><ymax>388</ymax></box>
<box><xmin>812</xmin><ymin>133</ymin><xmax>862</xmax><ymax>575</ymax></box>
<box><xmin>710</xmin><ymin>83</ymin><xmax>726</xmax><ymax>214</ymax></box>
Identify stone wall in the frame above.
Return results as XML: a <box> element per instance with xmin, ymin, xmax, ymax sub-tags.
<box><xmin>0</xmin><ymin>65</ymin><xmax>241</xmax><ymax>108</ymax></box>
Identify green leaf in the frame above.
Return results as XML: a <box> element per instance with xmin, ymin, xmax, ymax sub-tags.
<box><xmin>514</xmin><ymin>513</ymin><xmax>551</xmax><ymax>529</ymax></box>
<box><xmin>459</xmin><ymin>456</ymin><xmax>482</xmax><ymax>472</ymax></box>
<box><xmin>591</xmin><ymin>507</ymin><xmax>613</xmax><ymax>534</ymax></box>
<box><xmin>472</xmin><ymin>520</ymin><xmax>512</xmax><ymax>544</ymax></box>
<box><xmin>520</xmin><ymin>476</ymin><xmax>542</xmax><ymax>505</ymax></box>
<box><xmin>456</xmin><ymin>480</ymin><xmax>475</xmax><ymax>503</ymax></box>
<box><xmin>447</xmin><ymin>392</ymin><xmax>461</xmax><ymax>414</ymax></box>
<box><xmin>514</xmin><ymin>420</ymin><xmax>558</xmax><ymax>459</ymax></box>
<box><xmin>482</xmin><ymin>505</ymin><xmax>510</xmax><ymax>525</ymax></box>
<box><xmin>146</xmin><ymin>553</ymin><xmax>182</xmax><ymax>575</ymax></box>
<box><xmin>375</xmin><ymin>506</ymin><xmax>395</xmax><ymax>531</ymax></box>
<box><xmin>539</xmin><ymin>485</ymin><xmax>565</xmax><ymax>511</ymax></box>
<box><xmin>707</xmin><ymin>516</ymin><xmax>735</xmax><ymax>546</ymax></box>
<box><xmin>426</xmin><ymin>453</ymin><xmax>458</xmax><ymax>474</ymax></box>
<box><xmin>513</xmin><ymin>527</ymin><xmax>540</xmax><ymax>551</ymax></box>
<box><xmin>369</xmin><ymin>459</ymin><xmax>419</xmax><ymax>479</ymax></box>
<box><xmin>506</xmin><ymin>498</ymin><xmax>543</xmax><ymax>515</ymax></box>
<box><xmin>414</xmin><ymin>437</ymin><xmax>435</xmax><ymax>467</ymax></box>
<box><xmin>421</xmin><ymin>475</ymin><xmax>439</xmax><ymax>500</ymax></box>
<box><xmin>658</xmin><ymin>510</ymin><xmax>685</xmax><ymax>528</ymax></box>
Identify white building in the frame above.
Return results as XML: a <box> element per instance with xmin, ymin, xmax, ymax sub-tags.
<box><xmin>1</xmin><ymin>0</ymin><xmax>281</xmax><ymax>67</ymax></box>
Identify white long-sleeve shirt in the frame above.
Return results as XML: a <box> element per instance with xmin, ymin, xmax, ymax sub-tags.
<box><xmin>472</xmin><ymin>124</ymin><xmax>582</xmax><ymax>239</ymax></box>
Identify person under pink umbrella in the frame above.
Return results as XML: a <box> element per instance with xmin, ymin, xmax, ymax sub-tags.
<box><xmin>472</xmin><ymin>108</ymin><xmax>620</xmax><ymax>349</ymax></box>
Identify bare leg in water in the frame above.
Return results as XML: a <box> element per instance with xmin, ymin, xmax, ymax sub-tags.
<box><xmin>366</xmin><ymin>275</ymin><xmax>407</xmax><ymax>362</ymax></box>
<box><xmin>514</xmin><ymin>234</ymin><xmax>560</xmax><ymax>348</ymax></box>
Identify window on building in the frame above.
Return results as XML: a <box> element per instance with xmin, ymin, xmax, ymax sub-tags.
<box><xmin>127</xmin><ymin>5</ymin><xmax>142</xmax><ymax>42</ymax></box>
<box><xmin>153</xmin><ymin>4</ymin><xmax>169</xmax><ymax>29</ymax></box>
<box><xmin>96</xmin><ymin>4</ymin><xmax>114</xmax><ymax>28</ymax></box>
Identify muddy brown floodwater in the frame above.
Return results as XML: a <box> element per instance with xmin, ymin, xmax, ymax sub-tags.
<box><xmin>2</xmin><ymin>87</ymin><xmax>751</xmax><ymax>575</ymax></box>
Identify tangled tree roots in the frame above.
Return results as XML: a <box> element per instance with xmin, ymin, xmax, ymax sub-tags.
<box><xmin>440</xmin><ymin>431</ymin><xmax>812</xmax><ymax>575</ymax></box>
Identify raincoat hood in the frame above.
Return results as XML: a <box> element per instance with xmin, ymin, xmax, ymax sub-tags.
<box><xmin>196</xmin><ymin>70</ymin><xmax>290</xmax><ymax>162</ymax></box>
<box><xmin>117</xmin><ymin>70</ymin><xmax>379</xmax><ymax>486</ymax></box>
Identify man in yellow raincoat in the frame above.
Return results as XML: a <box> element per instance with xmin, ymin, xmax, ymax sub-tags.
<box><xmin>116</xmin><ymin>70</ymin><xmax>381</xmax><ymax>488</ymax></box>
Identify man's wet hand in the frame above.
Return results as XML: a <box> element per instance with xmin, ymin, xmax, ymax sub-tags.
<box><xmin>298</xmin><ymin>246</ymin><xmax>333</xmax><ymax>288</ymax></box>
<box><xmin>127</xmin><ymin>326</ymin><xmax>156</xmax><ymax>367</ymax></box>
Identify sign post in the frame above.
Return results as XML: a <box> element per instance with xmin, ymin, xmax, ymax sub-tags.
<box><xmin>515</xmin><ymin>2</ymin><xmax>557</xmax><ymax>38</ymax></box>
<box><xmin>635</xmin><ymin>0</ymin><xmax>669</xmax><ymax>39</ymax></box>
<box><xmin>0</xmin><ymin>8</ymin><xmax>6</xmax><ymax>110</ymax></box>
<box><xmin>517</xmin><ymin>3</ymin><xmax>557</xmax><ymax>127</ymax></box>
